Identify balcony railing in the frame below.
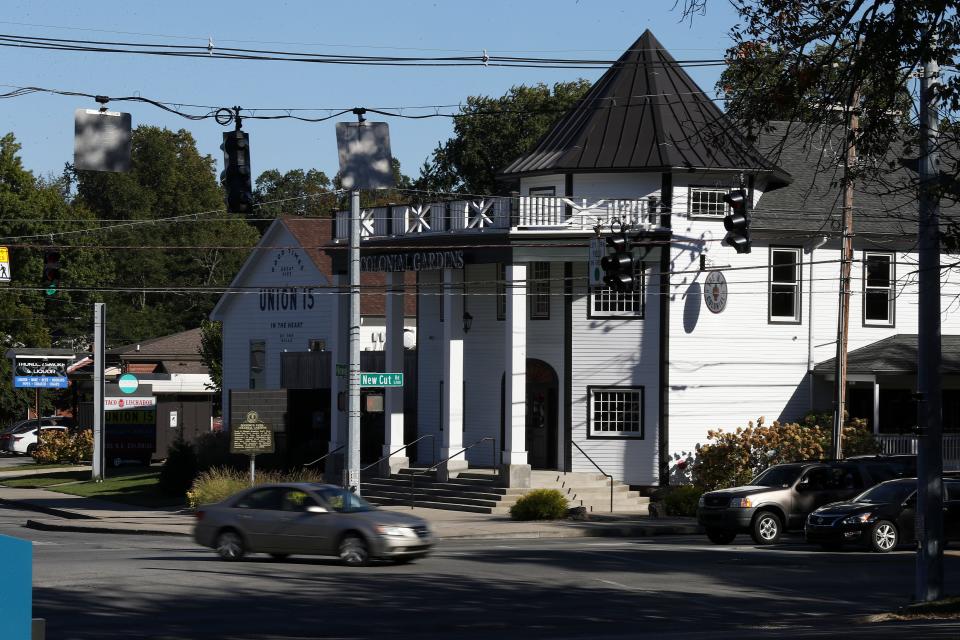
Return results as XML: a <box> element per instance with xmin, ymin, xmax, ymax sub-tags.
<box><xmin>333</xmin><ymin>196</ymin><xmax>661</xmax><ymax>240</ymax></box>
<box><xmin>874</xmin><ymin>434</ymin><xmax>960</xmax><ymax>470</ymax></box>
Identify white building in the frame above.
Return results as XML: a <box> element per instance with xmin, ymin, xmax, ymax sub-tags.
<box><xmin>218</xmin><ymin>30</ymin><xmax>960</xmax><ymax>486</ymax></box>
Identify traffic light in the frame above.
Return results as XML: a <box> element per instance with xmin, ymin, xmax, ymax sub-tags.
<box><xmin>723</xmin><ymin>189</ymin><xmax>751</xmax><ymax>254</ymax></box>
<box><xmin>601</xmin><ymin>231</ymin><xmax>634</xmax><ymax>291</ymax></box>
<box><xmin>220</xmin><ymin>130</ymin><xmax>253</xmax><ymax>214</ymax></box>
<box><xmin>42</xmin><ymin>249</ymin><xmax>61</xmax><ymax>296</ymax></box>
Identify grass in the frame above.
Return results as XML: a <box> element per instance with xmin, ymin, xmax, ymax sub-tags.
<box><xmin>1</xmin><ymin>459</ymin><xmax>89</xmax><ymax>470</ymax></box>
<box><xmin>0</xmin><ymin>468</ymin><xmax>184</xmax><ymax>509</ymax></box>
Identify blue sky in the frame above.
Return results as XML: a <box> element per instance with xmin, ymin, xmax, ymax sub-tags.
<box><xmin>0</xmin><ymin>0</ymin><xmax>742</xmax><ymax>185</ymax></box>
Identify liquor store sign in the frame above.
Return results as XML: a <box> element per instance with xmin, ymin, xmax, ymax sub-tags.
<box><xmin>14</xmin><ymin>357</ymin><xmax>69</xmax><ymax>389</ymax></box>
<box><xmin>230</xmin><ymin>411</ymin><xmax>275</xmax><ymax>454</ymax></box>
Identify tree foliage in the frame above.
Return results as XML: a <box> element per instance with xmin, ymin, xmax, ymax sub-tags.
<box><xmin>415</xmin><ymin>81</ymin><xmax>592</xmax><ymax>195</ymax></box>
<box><xmin>198</xmin><ymin>319</ymin><xmax>223</xmax><ymax>395</ymax></box>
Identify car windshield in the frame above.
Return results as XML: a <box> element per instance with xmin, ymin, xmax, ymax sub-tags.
<box><xmin>854</xmin><ymin>481</ymin><xmax>916</xmax><ymax>505</ymax></box>
<box><xmin>751</xmin><ymin>465</ymin><xmax>803</xmax><ymax>487</ymax></box>
<box><xmin>315</xmin><ymin>487</ymin><xmax>374</xmax><ymax>513</ymax></box>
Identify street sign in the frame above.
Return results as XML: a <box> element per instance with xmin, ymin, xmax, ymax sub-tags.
<box><xmin>589</xmin><ymin>237</ymin><xmax>605</xmax><ymax>287</ymax></box>
<box><xmin>13</xmin><ymin>357</ymin><xmax>68</xmax><ymax>389</ymax></box>
<box><xmin>118</xmin><ymin>373</ymin><xmax>139</xmax><ymax>394</ymax></box>
<box><xmin>0</xmin><ymin>246</ymin><xmax>9</xmax><ymax>283</ymax></box>
<box><xmin>360</xmin><ymin>372</ymin><xmax>403</xmax><ymax>387</ymax></box>
<box><xmin>336</xmin><ymin>363</ymin><xmax>348</xmax><ymax>378</ymax></box>
<box><xmin>230</xmin><ymin>410</ymin><xmax>275</xmax><ymax>454</ymax></box>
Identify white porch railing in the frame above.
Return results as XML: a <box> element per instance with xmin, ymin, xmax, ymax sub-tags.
<box><xmin>874</xmin><ymin>434</ymin><xmax>960</xmax><ymax>470</ymax></box>
<box><xmin>333</xmin><ymin>195</ymin><xmax>662</xmax><ymax>240</ymax></box>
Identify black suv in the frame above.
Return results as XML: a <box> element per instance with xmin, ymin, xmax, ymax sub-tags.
<box><xmin>697</xmin><ymin>460</ymin><xmax>908</xmax><ymax>545</ymax></box>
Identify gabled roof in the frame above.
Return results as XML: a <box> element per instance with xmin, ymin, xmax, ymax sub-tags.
<box><xmin>109</xmin><ymin>328</ymin><xmax>203</xmax><ymax>360</ymax></box>
<box><xmin>814</xmin><ymin>334</ymin><xmax>960</xmax><ymax>375</ymax></box>
<box><xmin>499</xmin><ymin>30</ymin><xmax>790</xmax><ymax>182</ymax></box>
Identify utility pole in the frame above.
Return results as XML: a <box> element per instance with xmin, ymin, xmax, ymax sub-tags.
<box><xmin>346</xmin><ymin>155</ymin><xmax>362</xmax><ymax>496</ymax></box>
<box><xmin>832</xmin><ymin>83</ymin><xmax>860</xmax><ymax>460</ymax></box>
<box><xmin>92</xmin><ymin>303</ymin><xmax>105</xmax><ymax>481</ymax></box>
<box><xmin>915</xmin><ymin>53</ymin><xmax>944</xmax><ymax>603</ymax></box>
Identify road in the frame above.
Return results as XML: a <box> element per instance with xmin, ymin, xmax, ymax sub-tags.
<box><xmin>1</xmin><ymin>504</ymin><xmax>958</xmax><ymax>639</ymax></box>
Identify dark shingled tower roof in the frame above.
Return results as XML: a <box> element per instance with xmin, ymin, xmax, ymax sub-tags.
<box><xmin>499</xmin><ymin>30</ymin><xmax>790</xmax><ymax>183</ymax></box>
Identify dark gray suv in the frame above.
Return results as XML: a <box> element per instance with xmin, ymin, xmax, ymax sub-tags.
<box><xmin>696</xmin><ymin>461</ymin><xmax>903</xmax><ymax>545</ymax></box>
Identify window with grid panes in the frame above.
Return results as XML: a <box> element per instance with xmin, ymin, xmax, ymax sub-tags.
<box><xmin>529</xmin><ymin>262</ymin><xmax>550</xmax><ymax>319</ymax></box>
<box><xmin>769</xmin><ymin>247</ymin><xmax>801</xmax><ymax>323</ymax></box>
<box><xmin>689</xmin><ymin>187</ymin><xmax>729</xmax><ymax>217</ymax></box>
<box><xmin>590</xmin><ymin>262</ymin><xmax>645</xmax><ymax>317</ymax></box>
<box><xmin>589</xmin><ymin>387</ymin><xmax>644</xmax><ymax>438</ymax></box>
<box><xmin>863</xmin><ymin>252</ymin><xmax>895</xmax><ymax>326</ymax></box>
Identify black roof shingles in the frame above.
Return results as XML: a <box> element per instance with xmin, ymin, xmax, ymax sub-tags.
<box><xmin>814</xmin><ymin>334</ymin><xmax>960</xmax><ymax>375</ymax></box>
<box><xmin>499</xmin><ymin>30</ymin><xmax>790</xmax><ymax>181</ymax></box>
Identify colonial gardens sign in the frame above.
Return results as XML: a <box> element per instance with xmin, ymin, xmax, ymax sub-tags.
<box><xmin>360</xmin><ymin>249</ymin><xmax>464</xmax><ymax>273</ymax></box>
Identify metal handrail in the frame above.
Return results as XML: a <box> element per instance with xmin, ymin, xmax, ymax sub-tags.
<box><xmin>360</xmin><ymin>434</ymin><xmax>437</xmax><ymax>474</ymax></box>
<box><xmin>571</xmin><ymin>441</ymin><xmax>614</xmax><ymax>513</ymax></box>
<box><xmin>303</xmin><ymin>444</ymin><xmax>345</xmax><ymax>469</ymax></box>
<box><xmin>409</xmin><ymin>436</ymin><xmax>498</xmax><ymax>509</ymax></box>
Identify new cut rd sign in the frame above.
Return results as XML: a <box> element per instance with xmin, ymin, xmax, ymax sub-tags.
<box><xmin>360</xmin><ymin>372</ymin><xmax>403</xmax><ymax>387</ymax></box>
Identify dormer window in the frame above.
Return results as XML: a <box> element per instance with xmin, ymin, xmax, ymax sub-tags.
<box><xmin>689</xmin><ymin>187</ymin><xmax>729</xmax><ymax>218</ymax></box>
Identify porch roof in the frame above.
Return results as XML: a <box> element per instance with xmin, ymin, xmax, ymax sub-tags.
<box><xmin>814</xmin><ymin>334</ymin><xmax>960</xmax><ymax>375</ymax></box>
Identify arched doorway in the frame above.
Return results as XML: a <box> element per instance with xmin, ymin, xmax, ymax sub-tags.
<box><xmin>526</xmin><ymin>359</ymin><xmax>558</xmax><ymax>470</ymax></box>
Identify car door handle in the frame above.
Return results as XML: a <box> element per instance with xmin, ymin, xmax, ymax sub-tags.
<box><xmin>238</xmin><ymin>514</ymin><xmax>253</xmax><ymax>519</ymax></box>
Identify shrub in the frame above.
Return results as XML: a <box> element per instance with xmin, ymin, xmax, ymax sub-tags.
<box><xmin>662</xmin><ymin>485</ymin><xmax>703</xmax><ymax>517</ymax></box>
<box><xmin>194</xmin><ymin>431</ymin><xmax>239</xmax><ymax>471</ymax></box>
<box><xmin>509</xmin><ymin>489</ymin><xmax>569</xmax><ymax>521</ymax></box>
<box><xmin>33</xmin><ymin>429</ymin><xmax>93</xmax><ymax>464</ymax></box>
<box><xmin>159</xmin><ymin>439</ymin><xmax>199</xmax><ymax>497</ymax></box>
<box><xmin>187</xmin><ymin>466</ymin><xmax>325</xmax><ymax>509</ymax></box>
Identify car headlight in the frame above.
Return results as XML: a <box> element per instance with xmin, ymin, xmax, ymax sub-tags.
<box><xmin>376</xmin><ymin>525</ymin><xmax>416</xmax><ymax>537</ymax></box>
<box><xmin>843</xmin><ymin>512</ymin><xmax>874</xmax><ymax>525</ymax></box>
<box><xmin>730</xmin><ymin>497</ymin><xmax>753</xmax><ymax>508</ymax></box>
<box><xmin>698</xmin><ymin>496</ymin><xmax>705</xmax><ymax>507</ymax></box>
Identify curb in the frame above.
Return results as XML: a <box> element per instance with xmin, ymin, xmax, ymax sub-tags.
<box><xmin>0</xmin><ymin>498</ymin><xmax>96</xmax><ymax>520</ymax></box>
<box><xmin>25</xmin><ymin>519</ymin><xmax>190</xmax><ymax>537</ymax></box>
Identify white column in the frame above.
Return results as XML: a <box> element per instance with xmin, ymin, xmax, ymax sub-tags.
<box><xmin>382</xmin><ymin>271</ymin><xmax>408</xmax><ymax>475</ymax></box>
<box><xmin>502</xmin><ymin>263</ymin><xmax>530</xmax><ymax>487</ymax></box>
<box><xmin>873</xmin><ymin>378</ymin><xmax>881</xmax><ymax>435</ymax></box>
<box><xmin>439</xmin><ymin>268</ymin><xmax>467</xmax><ymax>479</ymax></box>
<box><xmin>327</xmin><ymin>274</ymin><xmax>348</xmax><ymax>481</ymax></box>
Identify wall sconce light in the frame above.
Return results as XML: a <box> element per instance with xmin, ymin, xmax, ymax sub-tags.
<box><xmin>462</xmin><ymin>311</ymin><xmax>473</xmax><ymax>334</ymax></box>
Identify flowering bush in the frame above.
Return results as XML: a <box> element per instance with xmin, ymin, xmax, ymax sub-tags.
<box><xmin>32</xmin><ymin>429</ymin><xmax>93</xmax><ymax>464</ymax></box>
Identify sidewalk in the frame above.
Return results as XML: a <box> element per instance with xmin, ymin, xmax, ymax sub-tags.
<box><xmin>0</xmin><ymin>485</ymin><xmax>700</xmax><ymax>541</ymax></box>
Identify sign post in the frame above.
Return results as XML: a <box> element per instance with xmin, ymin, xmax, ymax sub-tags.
<box><xmin>230</xmin><ymin>410</ymin><xmax>275</xmax><ymax>485</ymax></box>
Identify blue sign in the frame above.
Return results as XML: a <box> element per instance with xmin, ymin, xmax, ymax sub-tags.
<box><xmin>14</xmin><ymin>357</ymin><xmax>68</xmax><ymax>389</ymax></box>
<box><xmin>118</xmin><ymin>373</ymin><xmax>139</xmax><ymax>394</ymax></box>
<box><xmin>0</xmin><ymin>534</ymin><xmax>32</xmax><ymax>640</ymax></box>
<box><xmin>14</xmin><ymin>376</ymin><xmax>68</xmax><ymax>389</ymax></box>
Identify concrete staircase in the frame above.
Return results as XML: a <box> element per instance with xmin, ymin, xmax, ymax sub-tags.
<box><xmin>360</xmin><ymin>468</ymin><xmax>649</xmax><ymax>515</ymax></box>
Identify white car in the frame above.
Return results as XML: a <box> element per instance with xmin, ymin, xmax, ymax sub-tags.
<box><xmin>3</xmin><ymin>419</ymin><xmax>70</xmax><ymax>455</ymax></box>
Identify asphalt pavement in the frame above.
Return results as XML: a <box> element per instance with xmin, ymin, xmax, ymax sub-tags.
<box><xmin>2</xmin><ymin>503</ymin><xmax>958</xmax><ymax>640</ymax></box>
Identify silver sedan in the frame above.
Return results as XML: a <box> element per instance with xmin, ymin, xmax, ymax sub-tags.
<box><xmin>193</xmin><ymin>483</ymin><xmax>433</xmax><ymax>566</ymax></box>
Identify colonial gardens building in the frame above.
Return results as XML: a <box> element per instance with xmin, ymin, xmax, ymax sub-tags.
<box><xmin>212</xmin><ymin>30</ymin><xmax>960</xmax><ymax>491</ymax></box>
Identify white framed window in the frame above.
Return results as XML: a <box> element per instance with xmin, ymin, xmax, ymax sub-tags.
<box><xmin>529</xmin><ymin>262</ymin><xmax>551</xmax><ymax>320</ymax></box>
<box><xmin>588</xmin><ymin>386</ymin><xmax>644</xmax><ymax>438</ymax></box>
<box><xmin>249</xmin><ymin>340</ymin><xmax>266</xmax><ymax>389</ymax></box>
<box><xmin>863</xmin><ymin>252</ymin><xmax>895</xmax><ymax>326</ymax></box>
<box><xmin>589</xmin><ymin>262</ymin><xmax>646</xmax><ymax>318</ymax></box>
<box><xmin>496</xmin><ymin>263</ymin><xmax>506</xmax><ymax>321</ymax></box>
<box><xmin>769</xmin><ymin>247</ymin><xmax>801</xmax><ymax>323</ymax></box>
<box><xmin>689</xmin><ymin>187</ymin><xmax>729</xmax><ymax>217</ymax></box>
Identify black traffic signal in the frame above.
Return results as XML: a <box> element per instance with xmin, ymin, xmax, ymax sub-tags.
<box><xmin>221</xmin><ymin>130</ymin><xmax>253</xmax><ymax>214</ymax></box>
<box><xmin>601</xmin><ymin>232</ymin><xmax>634</xmax><ymax>291</ymax></box>
<box><xmin>723</xmin><ymin>189</ymin><xmax>751</xmax><ymax>254</ymax></box>
<box><xmin>42</xmin><ymin>249</ymin><xmax>61</xmax><ymax>296</ymax></box>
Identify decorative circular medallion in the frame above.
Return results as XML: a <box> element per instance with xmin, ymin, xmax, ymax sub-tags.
<box><xmin>703</xmin><ymin>270</ymin><xmax>728</xmax><ymax>314</ymax></box>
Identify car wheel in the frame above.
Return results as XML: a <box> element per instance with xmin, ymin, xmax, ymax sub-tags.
<box><xmin>338</xmin><ymin>534</ymin><xmax>370</xmax><ymax>567</ymax></box>
<box><xmin>215</xmin><ymin>530</ymin><xmax>246</xmax><ymax>561</ymax></box>
<box><xmin>751</xmin><ymin>511</ymin><xmax>782</xmax><ymax>545</ymax></box>
<box><xmin>870</xmin><ymin>520</ymin><xmax>898</xmax><ymax>553</ymax></box>
<box><xmin>706</xmin><ymin>529</ymin><xmax>737</xmax><ymax>545</ymax></box>
<box><xmin>269</xmin><ymin>553</ymin><xmax>290</xmax><ymax>561</ymax></box>
<box><xmin>26</xmin><ymin>444</ymin><xmax>37</xmax><ymax>456</ymax></box>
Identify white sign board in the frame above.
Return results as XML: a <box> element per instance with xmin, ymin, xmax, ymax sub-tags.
<box><xmin>335</xmin><ymin>121</ymin><xmax>394</xmax><ymax>190</ymax></box>
<box><xmin>169</xmin><ymin>410</ymin><xmax>178</xmax><ymax>429</ymax></box>
<box><xmin>74</xmin><ymin>109</ymin><xmax>132</xmax><ymax>173</ymax></box>
<box><xmin>0</xmin><ymin>246</ymin><xmax>9</xmax><ymax>283</ymax></box>
<box><xmin>104</xmin><ymin>396</ymin><xmax>156</xmax><ymax>410</ymax></box>
<box><xmin>589</xmin><ymin>238</ymin><xmax>605</xmax><ymax>287</ymax></box>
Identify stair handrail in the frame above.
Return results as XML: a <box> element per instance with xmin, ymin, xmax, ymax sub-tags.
<box><xmin>409</xmin><ymin>436</ymin><xmax>498</xmax><ymax>509</ymax></box>
<box><xmin>359</xmin><ymin>434</ymin><xmax>437</xmax><ymax>474</ymax></box>
<box><xmin>570</xmin><ymin>441</ymin><xmax>614</xmax><ymax>513</ymax></box>
<box><xmin>303</xmin><ymin>444</ymin><xmax>345</xmax><ymax>469</ymax></box>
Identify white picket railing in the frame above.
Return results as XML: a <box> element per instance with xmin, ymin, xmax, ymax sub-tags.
<box><xmin>333</xmin><ymin>195</ymin><xmax>661</xmax><ymax>240</ymax></box>
<box><xmin>874</xmin><ymin>434</ymin><xmax>960</xmax><ymax>470</ymax></box>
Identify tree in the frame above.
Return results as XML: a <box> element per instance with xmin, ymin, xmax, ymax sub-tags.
<box><xmin>415</xmin><ymin>81</ymin><xmax>592</xmax><ymax>196</ymax></box>
<box><xmin>72</xmin><ymin>126</ymin><xmax>260</xmax><ymax>345</ymax></box>
<box><xmin>254</xmin><ymin>168</ymin><xmax>335</xmax><ymax>228</ymax></box>
<box><xmin>198</xmin><ymin>319</ymin><xmax>223</xmax><ymax>395</ymax></box>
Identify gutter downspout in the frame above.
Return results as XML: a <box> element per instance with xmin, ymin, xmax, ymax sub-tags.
<box><xmin>805</xmin><ymin>236</ymin><xmax>829</xmax><ymax>410</ymax></box>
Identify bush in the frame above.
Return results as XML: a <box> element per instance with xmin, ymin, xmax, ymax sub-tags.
<box><xmin>33</xmin><ymin>429</ymin><xmax>93</xmax><ymax>464</ymax></box>
<box><xmin>159</xmin><ymin>439</ymin><xmax>199</xmax><ymax>497</ymax></box>
<box><xmin>662</xmin><ymin>485</ymin><xmax>703</xmax><ymax>517</ymax></box>
<box><xmin>187</xmin><ymin>466</ymin><xmax>325</xmax><ymax>509</ymax></box>
<box><xmin>509</xmin><ymin>489</ymin><xmax>569</xmax><ymax>521</ymax></box>
<box><xmin>194</xmin><ymin>431</ymin><xmax>239</xmax><ymax>471</ymax></box>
